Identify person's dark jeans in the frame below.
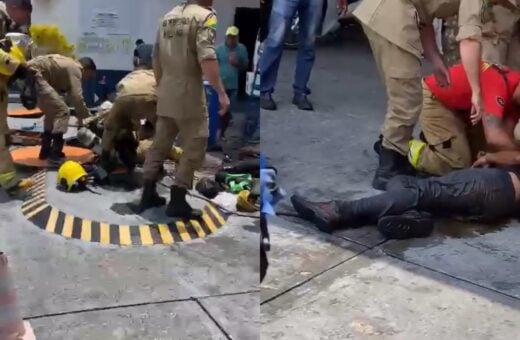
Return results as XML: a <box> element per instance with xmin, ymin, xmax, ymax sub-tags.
<box><xmin>337</xmin><ymin>168</ymin><xmax>517</xmax><ymax>225</ymax></box>
<box><xmin>220</xmin><ymin>89</ymin><xmax>237</xmax><ymax>138</ymax></box>
<box><xmin>259</xmin><ymin>0</ymin><xmax>323</xmax><ymax>97</ymax></box>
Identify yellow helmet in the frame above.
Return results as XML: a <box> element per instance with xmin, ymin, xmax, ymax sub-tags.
<box><xmin>0</xmin><ymin>39</ymin><xmax>25</xmax><ymax>76</ymax></box>
<box><xmin>57</xmin><ymin>161</ymin><xmax>88</xmax><ymax>192</ymax></box>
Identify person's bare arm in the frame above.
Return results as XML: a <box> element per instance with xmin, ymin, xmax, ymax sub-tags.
<box><xmin>474</xmin><ymin>150</ymin><xmax>520</xmax><ymax>167</ymax></box>
<box><xmin>420</xmin><ymin>22</ymin><xmax>450</xmax><ymax>87</ymax></box>
<box><xmin>460</xmin><ymin>39</ymin><xmax>482</xmax><ymax>96</ymax></box>
<box><xmin>482</xmin><ymin>114</ymin><xmax>519</xmax><ymax>151</ymax></box>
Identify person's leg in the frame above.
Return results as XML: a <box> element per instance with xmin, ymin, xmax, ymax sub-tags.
<box><xmin>259</xmin><ymin>0</ymin><xmax>299</xmax><ymax>110</ymax></box>
<box><xmin>410</xmin><ymin>83</ymin><xmax>472</xmax><ymax>176</ymax></box>
<box><xmin>139</xmin><ymin>116</ymin><xmax>178</xmax><ymax>213</ymax></box>
<box><xmin>362</xmin><ymin>26</ymin><xmax>423</xmax><ymax>190</ymax></box>
<box><xmin>166</xmin><ymin>116</ymin><xmax>208</xmax><ymax>218</ymax></box>
<box><xmin>291</xmin><ymin>0</ymin><xmax>322</xmax><ymax>110</ymax></box>
<box><xmin>36</xmin><ymin>79</ymin><xmax>70</xmax><ymax>161</ymax></box>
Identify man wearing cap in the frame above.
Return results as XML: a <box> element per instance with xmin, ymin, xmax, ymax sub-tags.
<box><xmin>0</xmin><ymin>41</ymin><xmax>35</xmax><ymax>195</ymax></box>
<box><xmin>216</xmin><ymin>26</ymin><xmax>249</xmax><ymax>140</ymax></box>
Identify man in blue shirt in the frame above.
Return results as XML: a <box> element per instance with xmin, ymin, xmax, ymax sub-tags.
<box><xmin>216</xmin><ymin>26</ymin><xmax>249</xmax><ymax>140</ymax></box>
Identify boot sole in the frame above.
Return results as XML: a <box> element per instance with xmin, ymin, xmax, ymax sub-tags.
<box><xmin>134</xmin><ymin>198</ymin><xmax>167</xmax><ymax>214</ymax></box>
<box><xmin>377</xmin><ymin>215</ymin><xmax>434</xmax><ymax>240</ymax></box>
<box><xmin>165</xmin><ymin>208</ymin><xmax>202</xmax><ymax>220</ymax></box>
<box><xmin>290</xmin><ymin>196</ymin><xmax>334</xmax><ymax>234</ymax></box>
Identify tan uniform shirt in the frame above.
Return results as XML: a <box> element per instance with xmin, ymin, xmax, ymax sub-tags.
<box><xmin>28</xmin><ymin>54</ymin><xmax>91</xmax><ymax>119</ymax></box>
<box><xmin>482</xmin><ymin>0</ymin><xmax>520</xmax><ymax>44</ymax></box>
<box><xmin>116</xmin><ymin>69</ymin><xmax>156</xmax><ymax>98</ymax></box>
<box><xmin>154</xmin><ymin>3</ymin><xmax>217</xmax><ymax>119</ymax></box>
<box><xmin>354</xmin><ymin>0</ymin><xmax>486</xmax><ymax>59</ymax></box>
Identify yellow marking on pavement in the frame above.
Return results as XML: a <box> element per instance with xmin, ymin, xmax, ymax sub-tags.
<box><xmin>81</xmin><ymin>220</ymin><xmax>92</xmax><ymax>242</ymax></box>
<box><xmin>62</xmin><ymin>214</ymin><xmax>74</xmax><ymax>238</ymax></box>
<box><xmin>100</xmin><ymin>223</ymin><xmax>110</xmax><ymax>244</ymax></box>
<box><xmin>190</xmin><ymin>220</ymin><xmax>206</xmax><ymax>238</ymax></box>
<box><xmin>207</xmin><ymin>205</ymin><xmax>226</xmax><ymax>225</ymax></box>
<box><xmin>201</xmin><ymin>212</ymin><xmax>217</xmax><ymax>234</ymax></box>
<box><xmin>21</xmin><ymin>198</ymin><xmax>46</xmax><ymax>214</ymax></box>
<box><xmin>139</xmin><ymin>225</ymin><xmax>153</xmax><ymax>245</ymax></box>
<box><xmin>45</xmin><ymin>208</ymin><xmax>59</xmax><ymax>233</ymax></box>
<box><xmin>25</xmin><ymin>203</ymin><xmax>49</xmax><ymax>220</ymax></box>
<box><xmin>176</xmin><ymin>221</ymin><xmax>191</xmax><ymax>241</ymax></box>
<box><xmin>119</xmin><ymin>225</ymin><xmax>131</xmax><ymax>246</ymax></box>
<box><xmin>158</xmin><ymin>224</ymin><xmax>174</xmax><ymax>244</ymax></box>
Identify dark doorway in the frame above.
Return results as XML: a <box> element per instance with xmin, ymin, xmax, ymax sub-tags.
<box><xmin>234</xmin><ymin>7</ymin><xmax>260</xmax><ymax>98</ymax></box>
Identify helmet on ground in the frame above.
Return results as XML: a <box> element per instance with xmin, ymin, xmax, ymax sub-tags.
<box><xmin>57</xmin><ymin>161</ymin><xmax>88</xmax><ymax>192</ymax></box>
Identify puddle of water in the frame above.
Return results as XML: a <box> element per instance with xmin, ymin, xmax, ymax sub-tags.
<box><xmin>435</xmin><ymin>219</ymin><xmax>509</xmax><ymax>239</ymax></box>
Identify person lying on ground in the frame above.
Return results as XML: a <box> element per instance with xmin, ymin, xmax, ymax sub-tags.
<box><xmin>408</xmin><ymin>62</ymin><xmax>520</xmax><ymax>176</ymax></box>
<box><xmin>291</xmin><ymin>150</ymin><xmax>520</xmax><ymax>240</ymax></box>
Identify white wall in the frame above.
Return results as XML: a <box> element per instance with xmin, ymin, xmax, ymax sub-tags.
<box><xmin>32</xmin><ymin>0</ymin><xmax>258</xmax><ymax>71</ymax></box>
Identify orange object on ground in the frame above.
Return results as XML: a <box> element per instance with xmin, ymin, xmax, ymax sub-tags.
<box><xmin>7</xmin><ymin>107</ymin><xmax>43</xmax><ymax>118</ymax></box>
<box><xmin>11</xmin><ymin>146</ymin><xmax>95</xmax><ymax>168</ymax></box>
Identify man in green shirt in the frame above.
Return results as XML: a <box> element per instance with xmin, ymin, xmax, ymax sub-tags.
<box><xmin>216</xmin><ymin>26</ymin><xmax>249</xmax><ymax>140</ymax></box>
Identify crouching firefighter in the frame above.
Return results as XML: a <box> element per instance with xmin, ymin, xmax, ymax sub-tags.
<box><xmin>0</xmin><ymin>40</ymin><xmax>36</xmax><ymax>195</ymax></box>
<box><xmin>28</xmin><ymin>55</ymin><xmax>96</xmax><ymax>162</ymax></box>
<box><xmin>99</xmin><ymin>66</ymin><xmax>158</xmax><ymax>183</ymax></box>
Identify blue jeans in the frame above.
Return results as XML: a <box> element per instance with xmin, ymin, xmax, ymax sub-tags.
<box><xmin>260</xmin><ymin>0</ymin><xmax>323</xmax><ymax>96</ymax></box>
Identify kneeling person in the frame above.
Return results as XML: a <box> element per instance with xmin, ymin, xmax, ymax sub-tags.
<box><xmin>100</xmin><ymin>67</ymin><xmax>157</xmax><ymax>178</ymax></box>
<box><xmin>28</xmin><ymin>55</ymin><xmax>96</xmax><ymax>161</ymax></box>
<box><xmin>410</xmin><ymin>62</ymin><xmax>520</xmax><ymax>176</ymax></box>
<box><xmin>292</xmin><ymin>150</ymin><xmax>520</xmax><ymax>240</ymax></box>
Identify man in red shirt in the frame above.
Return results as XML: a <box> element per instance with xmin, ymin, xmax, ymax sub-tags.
<box><xmin>408</xmin><ymin>62</ymin><xmax>520</xmax><ymax>176</ymax></box>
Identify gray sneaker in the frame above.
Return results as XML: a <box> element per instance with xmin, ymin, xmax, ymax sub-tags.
<box><xmin>260</xmin><ymin>93</ymin><xmax>277</xmax><ymax>111</ymax></box>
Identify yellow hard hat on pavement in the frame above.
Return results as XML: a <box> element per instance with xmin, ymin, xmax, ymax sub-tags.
<box><xmin>57</xmin><ymin>161</ymin><xmax>88</xmax><ymax>192</ymax></box>
<box><xmin>0</xmin><ymin>39</ymin><xmax>25</xmax><ymax>76</ymax></box>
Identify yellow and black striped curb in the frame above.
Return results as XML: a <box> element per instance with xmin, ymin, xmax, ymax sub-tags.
<box><xmin>21</xmin><ymin>171</ymin><xmax>230</xmax><ymax>246</ymax></box>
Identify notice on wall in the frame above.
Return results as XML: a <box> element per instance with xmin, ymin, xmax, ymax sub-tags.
<box><xmin>90</xmin><ymin>10</ymin><xmax>121</xmax><ymax>34</ymax></box>
<box><xmin>77</xmin><ymin>32</ymin><xmax>132</xmax><ymax>55</ymax></box>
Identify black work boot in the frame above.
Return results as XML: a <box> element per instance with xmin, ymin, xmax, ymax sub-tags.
<box><xmin>260</xmin><ymin>92</ymin><xmax>277</xmax><ymax>111</ymax></box>
<box><xmin>372</xmin><ymin>146</ymin><xmax>411</xmax><ymax>191</ymax></box>
<box><xmin>136</xmin><ymin>180</ymin><xmax>166</xmax><ymax>213</ymax></box>
<box><xmin>377</xmin><ymin>211</ymin><xmax>434</xmax><ymax>240</ymax></box>
<box><xmin>38</xmin><ymin>131</ymin><xmax>53</xmax><ymax>160</ymax></box>
<box><xmin>290</xmin><ymin>195</ymin><xmax>342</xmax><ymax>233</ymax></box>
<box><xmin>373</xmin><ymin>135</ymin><xmax>383</xmax><ymax>155</ymax></box>
<box><xmin>50</xmin><ymin>133</ymin><xmax>66</xmax><ymax>161</ymax></box>
<box><xmin>166</xmin><ymin>185</ymin><xmax>202</xmax><ymax>219</ymax></box>
<box><xmin>292</xmin><ymin>95</ymin><xmax>314</xmax><ymax>111</ymax></box>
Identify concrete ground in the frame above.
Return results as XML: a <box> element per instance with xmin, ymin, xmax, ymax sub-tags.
<box><xmin>261</xmin><ymin>29</ymin><xmax>520</xmax><ymax>339</ymax></box>
<box><xmin>1</xmin><ymin>103</ymin><xmax>259</xmax><ymax>339</ymax></box>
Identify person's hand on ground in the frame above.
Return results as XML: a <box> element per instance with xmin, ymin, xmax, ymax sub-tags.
<box><xmin>218</xmin><ymin>91</ymin><xmax>230</xmax><ymax>116</ymax></box>
<box><xmin>470</xmin><ymin>92</ymin><xmax>483</xmax><ymax>125</ymax></box>
<box><xmin>433</xmin><ymin>59</ymin><xmax>450</xmax><ymax>88</ymax></box>
<box><xmin>473</xmin><ymin>153</ymin><xmax>490</xmax><ymax>168</ymax></box>
<box><xmin>337</xmin><ymin>0</ymin><xmax>349</xmax><ymax>18</ymax></box>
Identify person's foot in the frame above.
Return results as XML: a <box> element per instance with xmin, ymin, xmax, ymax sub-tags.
<box><xmin>38</xmin><ymin>131</ymin><xmax>53</xmax><ymax>160</ymax></box>
<box><xmin>165</xmin><ymin>185</ymin><xmax>202</xmax><ymax>219</ymax></box>
<box><xmin>135</xmin><ymin>180</ymin><xmax>166</xmax><ymax>213</ymax></box>
<box><xmin>373</xmin><ymin>135</ymin><xmax>383</xmax><ymax>155</ymax></box>
<box><xmin>290</xmin><ymin>195</ymin><xmax>341</xmax><ymax>233</ymax></box>
<box><xmin>372</xmin><ymin>146</ymin><xmax>412</xmax><ymax>191</ymax></box>
<box><xmin>292</xmin><ymin>95</ymin><xmax>314</xmax><ymax>111</ymax></box>
<box><xmin>260</xmin><ymin>93</ymin><xmax>277</xmax><ymax>111</ymax></box>
<box><xmin>377</xmin><ymin>211</ymin><xmax>434</xmax><ymax>240</ymax></box>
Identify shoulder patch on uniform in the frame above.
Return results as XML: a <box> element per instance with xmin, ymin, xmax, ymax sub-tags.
<box><xmin>204</xmin><ymin>14</ymin><xmax>217</xmax><ymax>30</ymax></box>
<box><xmin>497</xmin><ymin>97</ymin><xmax>505</xmax><ymax>107</ymax></box>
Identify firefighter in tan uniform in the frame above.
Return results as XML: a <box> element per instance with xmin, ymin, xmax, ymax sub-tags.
<box><xmin>353</xmin><ymin>0</ymin><xmax>502</xmax><ymax>190</ymax></box>
<box><xmin>138</xmin><ymin>0</ymin><xmax>229</xmax><ymax>218</ymax></box>
<box><xmin>99</xmin><ymin>66</ymin><xmax>158</xmax><ymax>178</ymax></box>
<box><xmin>0</xmin><ymin>43</ymin><xmax>35</xmax><ymax>194</ymax></box>
<box><xmin>28</xmin><ymin>55</ymin><xmax>96</xmax><ymax>161</ymax></box>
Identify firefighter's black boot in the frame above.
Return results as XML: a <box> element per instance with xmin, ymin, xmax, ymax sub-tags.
<box><xmin>372</xmin><ymin>146</ymin><xmax>410</xmax><ymax>191</ymax></box>
<box><xmin>50</xmin><ymin>133</ymin><xmax>66</xmax><ymax>161</ymax></box>
<box><xmin>136</xmin><ymin>180</ymin><xmax>166</xmax><ymax>213</ymax></box>
<box><xmin>165</xmin><ymin>185</ymin><xmax>202</xmax><ymax>219</ymax></box>
<box><xmin>38</xmin><ymin>131</ymin><xmax>52</xmax><ymax>160</ymax></box>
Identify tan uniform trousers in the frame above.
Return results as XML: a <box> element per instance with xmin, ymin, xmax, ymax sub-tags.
<box><xmin>36</xmin><ymin>78</ymin><xmax>70</xmax><ymax>134</ymax></box>
<box><xmin>416</xmin><ymin>83</ymin><xmax>485</xmax><ymax>176</ymax></box>
<box><xmin>143</xmin><ymin>115</ymin><xmax>208</xmax><ymax>189</ymax></box>
<box><xmin>363</xmin><ymin>24</ymin><xmax>423</xmax><ymax>156</ymax></box>
<box><xmin>101</xmin><ymin>94</ymin><xmax>157</xmax><ymax>152</ymax></box>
